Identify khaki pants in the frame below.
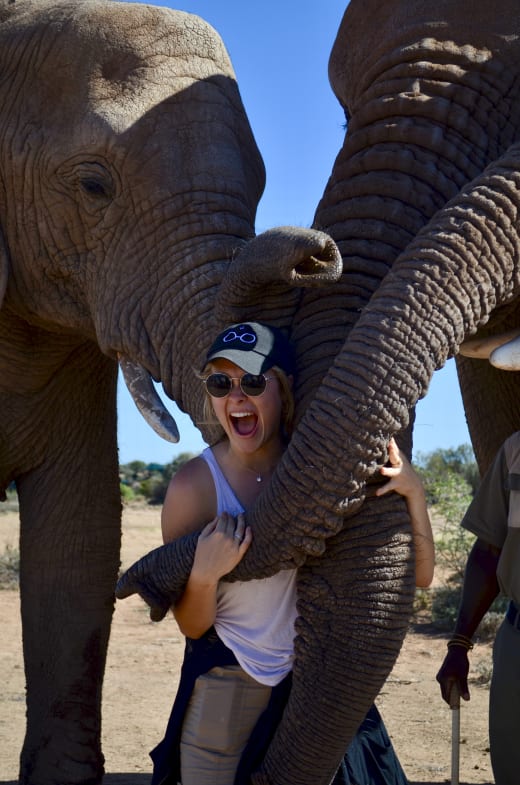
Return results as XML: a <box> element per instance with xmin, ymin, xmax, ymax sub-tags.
<box><xmin>180</xmin><ymin>665</ymin><xmax>272</xmax><ymax>785</ymax></box>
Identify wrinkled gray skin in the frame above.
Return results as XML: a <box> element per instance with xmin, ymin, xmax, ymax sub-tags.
<box><xmin>119</xmin><ymin>2</ymin><xmax>520</xmax><ymax>784</ymax></box>
<box><xmin>0</xmin><ymin>1</ymin><xmax>342</xmax><ymax>783</ymax></box>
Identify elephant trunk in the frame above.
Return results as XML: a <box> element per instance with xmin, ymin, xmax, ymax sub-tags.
<box><xmin>239</xmin><ymin>142</ymin><xmax>520</xmax><ymax>577</ymax></box>
<box><xmin>214</xmin><ymin>226</ymin><xmax>342</xmax><ymax>327</ymax></box>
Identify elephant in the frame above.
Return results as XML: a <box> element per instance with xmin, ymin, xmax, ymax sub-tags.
<box><xmin>7</xmin><ymin>0</ymin><xmax>520</xmax><ymax>784</ymax></box>
<box><xmin>0</xmin><ymin>1</ymin><xmax>343</xmax><ymax>783</ymax></box>
<box><xmin>117</xmin><ymin>1</ymin><xmax>520</xmax><ymax>784</ymax></box>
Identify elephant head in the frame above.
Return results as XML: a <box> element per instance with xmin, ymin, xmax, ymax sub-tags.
<box><xmin>0</xmin><ymin>1</ymin><xmax>341</xmax><ymax>782</ymax></box>
<box><xmin>118</xmin><ymin>2</ymin><xmax>520</xmax><ymax>784</ymax></box>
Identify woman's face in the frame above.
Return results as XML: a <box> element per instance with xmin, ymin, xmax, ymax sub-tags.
<box><xmin>206</xmin><ymin>358</ymin><xmax>285</xmax><ymax>456</ymax></box>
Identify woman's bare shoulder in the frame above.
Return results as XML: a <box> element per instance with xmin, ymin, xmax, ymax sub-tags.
<box><xmin>169</xmin><ymin>454</ymin><xmax>211</xmax><ymax>491</ymax></box>
<box><xmin>161</xmin><ymin>454</ymin><xmax>216</xmax><ymax>542</ymax></box>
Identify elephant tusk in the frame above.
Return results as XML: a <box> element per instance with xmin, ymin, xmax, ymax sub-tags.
<box><xmin>118</xmin><ymin>354</ymin><xmax>180</xmax><ymax>443</ymax></box>
<box><xmin>458</xmin><ymin>328</ymin><xmax>520</xmax><ymax>362</ymax></box>
<box><xmin>490</xmin><ymin>332</ymin><xmax>520</xmax><ymax>371</ymax></box>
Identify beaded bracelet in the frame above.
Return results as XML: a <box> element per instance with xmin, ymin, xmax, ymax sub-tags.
<box><xmin>447</xmin><ymin>634</ymin><xmax>474</xmax><ymax>651</ymax></box>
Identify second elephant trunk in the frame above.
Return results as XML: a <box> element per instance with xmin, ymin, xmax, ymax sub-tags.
<box><xmin>214</xmin><ymin>226</ymin><xmax>343</xmax><ymax>327</ymax></box>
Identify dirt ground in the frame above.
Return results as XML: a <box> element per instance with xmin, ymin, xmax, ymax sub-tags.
<box><xmin>0</xmin><ymin>506</ymin><xmax>494</xmax><ymax>785</ymax></box>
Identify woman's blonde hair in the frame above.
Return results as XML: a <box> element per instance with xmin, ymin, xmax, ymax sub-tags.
<box><xmin>200</xmin><ymin>364</ymin><xmax>294</xmax><ymax>441</ymax></box>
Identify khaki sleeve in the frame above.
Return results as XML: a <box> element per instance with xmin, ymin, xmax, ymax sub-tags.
<box><xmin>461</xmin><ymin>444</ymin><xmax>509</xmax><ymax>550</ymax></box>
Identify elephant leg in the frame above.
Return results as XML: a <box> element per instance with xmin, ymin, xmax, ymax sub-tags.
<box><xmin>17</xmin><ymin>348</ymin><xmax>120</xmax><ymax>785</ymax></box>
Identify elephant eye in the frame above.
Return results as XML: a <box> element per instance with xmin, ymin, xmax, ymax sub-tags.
<box><xmin>76</xmin><ymin>163</ymin><xmax>115</xmax><ymax>204</ymax></box>
<box><xmin>80</xmin><ymin>177</ymin><xmax>109</xmax><ymax>198</ymax></box>
<box><xmin>57</xmin><ymin>160</ymin><xmax>116</xmax><ymax>205</ymax></box>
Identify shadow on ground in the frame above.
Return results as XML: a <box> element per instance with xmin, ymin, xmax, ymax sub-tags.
<box><xmin>0</xmin><ymin>779</ymin><xmax>492</xmax><ymax>785</ymax></box>
<box><xmin>104</xmin><ymin>777</ymin><xmax>151</xmax><ymax>785</ymax></box>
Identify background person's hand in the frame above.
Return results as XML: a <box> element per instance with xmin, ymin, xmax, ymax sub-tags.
<box><xmin>436</xmin><ymin>646</ymin><xmax>471</xmax><ymax>705</ymax></box>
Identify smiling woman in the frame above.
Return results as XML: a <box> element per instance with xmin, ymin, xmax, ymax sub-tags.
<box><xmin>207</xmin><ymin>366</ymin><xmax>280</xmax><ymax>442</ymax></box>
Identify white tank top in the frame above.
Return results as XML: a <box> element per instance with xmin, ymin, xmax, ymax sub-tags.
<box><xmin>201</xmin><ymin>447</ymin><xmax>297</xmax><ymax>686</ymax></box>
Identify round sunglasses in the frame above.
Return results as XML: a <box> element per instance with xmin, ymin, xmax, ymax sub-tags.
<box><xmin>204</xmin><ymin>372</ymin><xmax>275</xmax><ymax>398</ymax></box>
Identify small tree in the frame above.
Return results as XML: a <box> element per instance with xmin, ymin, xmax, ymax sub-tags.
<box><xmin>426</xmin><ymin>470</ymin><xmax>475</xmax><ymax>585</ymax></box>
<box><xmin>417</xmin><ymin>445</ymin><xmax>506</xmax><ymax>637</ymax></box>
<box><xmin>416</xmin><ymin>443</ymin><xmax>480</xmax><ymax>498</ymax></box>
<box><xmin>145</xmin><ymin>452</ymin><xmax>196</xmax><ymax>505</ymax></box>
<box><xmin>0</xmin><ymin>544</ymin><xmax>19</xmax><ymax>589</ymax></box>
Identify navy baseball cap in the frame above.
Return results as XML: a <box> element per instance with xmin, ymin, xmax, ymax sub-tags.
<box><xmin>204</xmin><ymin>322</ymin><xmax>295</xmax><ymax>376</ymax></box>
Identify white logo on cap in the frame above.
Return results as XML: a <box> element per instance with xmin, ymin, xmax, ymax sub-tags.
<box><xmin>222</xmin><ymin>328</ymin><xmax>256</xmax><ymax>345</ymax></box>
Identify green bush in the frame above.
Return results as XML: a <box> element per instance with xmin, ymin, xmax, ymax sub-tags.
<box><xmin>412</xmin><ymin>468</ymin><xmax>474</xmax><ymax>629</ymax></box>
<box><xmin>0</xmin><ymin>544</ymin><xmax>19</xmax><ymax>589</ymax></box>
<box><xmin>415</xmin><ymin>444</ymin><xmax>480</xmax><ymax>498</ymax></box>
<box><xmin>430</xmin><ymin>471</ymin><xmax>475</xmax><ymax>585</ymax></box>
<box><xmin>1</xmin><ymin>485</ymin><xmax>19</xmax><ymax>513</ymax></box>
<box><xmin>119</xmin><ymin>452</ymin><xmax>196</xmax><ymax>505</ymax></box>
<box><xmin>120</xmin><ymin>483</ymin><xmax>138</xmax><ymax>503</ymax></box>
<box><xmin>416</xmin><ymin>450</ymin><xmax>506</xmax><ymax>640</ymax></box>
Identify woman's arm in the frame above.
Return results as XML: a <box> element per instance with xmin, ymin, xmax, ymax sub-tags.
<box><xmin>172</xmin><ymin>512</ymin><xmax>251</xmax><ymax>637</ymax></box>
<box><xmin>376</xmin><ymin>438</ymin><xmax>435</xmax><ymax>588</ymax></box>
<box><xmin>161</xmin><ymin>459</ymin><xmax>251</xmax><ymax>638</ymax></box>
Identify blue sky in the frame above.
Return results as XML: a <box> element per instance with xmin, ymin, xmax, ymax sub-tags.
<box><xmin>117</xmin><ymin>0</ymin><xmax>471</xmax><ymax>464</ymax></box>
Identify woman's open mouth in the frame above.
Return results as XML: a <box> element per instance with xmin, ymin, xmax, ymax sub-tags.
<box><xmin>230</xmin><ymin>411</ymin><xmax>258</xmax><ymax>436</ymax></box>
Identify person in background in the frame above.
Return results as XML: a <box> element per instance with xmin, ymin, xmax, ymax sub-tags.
<box><xmin>152</xmin><ymin>321</ymin><xmax>434</xmax><ymax>785</ymax></box>
<box><xmin>437</xmin><ymin>329</ymin><xmax>520</xmax><ymax>785</ymax></box>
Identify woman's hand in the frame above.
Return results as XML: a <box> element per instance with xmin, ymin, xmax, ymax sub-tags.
<box><xmin>377</xmin><ymin>437</ymin><xmax>435</xmax><ymax>588</ymax></box>
<box><xmin>173</xmin><ymin>512</ymin><xmax>252</xmax><ymax>638</ymax></box>
<box><xmin>191</xmin><ymin>512</ymin><xmax>252</xmax><ymax>585</ymax></box>
<box><xmin>376</xmin><ymin>437</ymin><xmax>424</xmax><ymax>502</ymax></box>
